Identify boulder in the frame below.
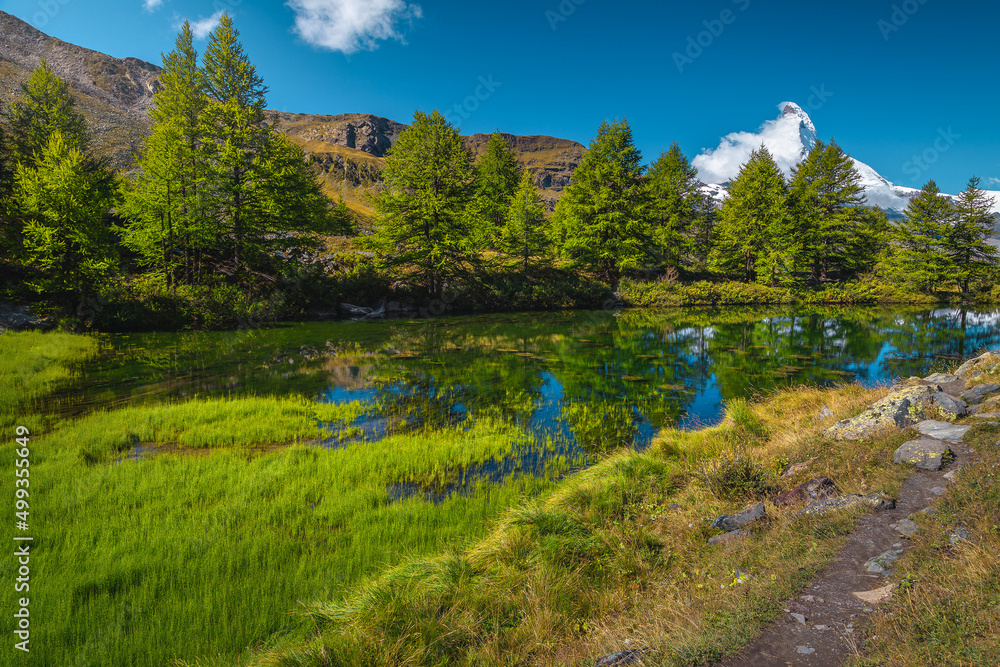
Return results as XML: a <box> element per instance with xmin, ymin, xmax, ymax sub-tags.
<box><xmin>824</xmin><ymin>385</ymin><xmax>935</xmax><ymax>440</ymax></box>
<box><xmin>912</xmin><ymin>420</ymin><xmax>972</xmax><ymax>442</ymax></box>
<box><xmin>710</xmin><ymin>503</ymin><xmax>766</xmax><ymax>531</ymax></box>
<box><xmin>775</xmin><ymin>477</ymin><xmax>838</xmax><ymax>508</ymax></box>
<box><xmin>930</xmin><ymin>392</ymin><xmax>968</xmax><ymax>419</ymax></box>
<box><xmin>954</xmin><ymin>351</ymin><xmax>999</xmax><ymax>377</ymax></box>
<box><xmin>893</xmin><ymin>438</ymin><xmax>954</xmax><ymax>470</ymax></box>
<box><xmin>960</xmin><ymin>383</ymin><xmax>1000</xmax><ymax>404</ymax></box>
<box><xmin>924</xmin><ymin>372</ymin><xmax>962</xmax><ymax>385</ymax></box>
<box><xmin>797</xmin><ymin>492</ymin><xmax>895</xmax><ymax>516</ymax></box>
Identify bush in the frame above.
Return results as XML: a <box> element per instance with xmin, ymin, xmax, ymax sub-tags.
<box><xmin>700</xmin><ymin>443</ymin><xmax>778</xmax><ymax>502</ymax></box>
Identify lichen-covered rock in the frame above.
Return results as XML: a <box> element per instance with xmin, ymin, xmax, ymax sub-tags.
<box><xmin>893</xmin><ymin>438</ymin><xmax>954</xmax><ymax>470</ymax></box>
<box><xmin>930</xmin><ymin>392</ymin><xmax>968</xmax><ymax>419</ymax></box>
<box><xmin>913</xmin><ymin>420</ymin><xmax>972</xmax><ymax>441</ymax></box>
<box><xmin>954</xmin><ymin>351</ymin><xmax>999</xmax><ymax>377</ymax></box>
<box><xmin>924</xmin><ymin>372</ymin><xmax>962</xmax><ymax>384</ymax></box>
<box><xmin>797</xmin><ymin>492</ymin><xmax>895</xmax><ymax>516</ymax></box>
<box><xmin>775</xmin><ymin>477</ymin><xmax>838</xmax><ymax>508</ymax></box>
<box><xmin>711</xmin><ymin>503</ymin><xmax>766</xmax><ymax>531</ymax></box>
<box><xmin>824</xmin><ymin>385</ymin><xmax>935</xmax><ymax>440</ymax></box>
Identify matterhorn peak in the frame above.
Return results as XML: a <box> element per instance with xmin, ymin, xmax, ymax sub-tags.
<box><xmin>779</xmin><ymin>101</ymin><xmax>818</xmax><ymax>153</ymax></box>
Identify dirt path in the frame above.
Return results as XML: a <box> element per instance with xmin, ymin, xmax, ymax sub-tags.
<box><xmin>714</xmin><ymin>421</ymin><xmax>978</xmax><ymax>667</ymax></box>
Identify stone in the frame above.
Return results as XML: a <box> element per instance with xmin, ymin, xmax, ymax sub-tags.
<box><xmin>960</xmin><ymin>383</ymin><xmax>1000</xmax><ymax>403</ymax></box>
<box><xmin>782</xmin><ymin>456</ymin><xmax>819</xmax><ymax>477</ymax></box>
<box><xmin>913</xmin><ymin>420</ymin><xmax>972</xmax><ymax>441</ymax></box>
<box><xmin>775</xmin><ymin>477</ymin><xmax>838</xmax><ymax>507</ymax></box>
<box><xmin>711</xmin><ymin>503</ymin><xmax>767</xmax><ymax>531</ymax></box>
<box><xmin>865</xmin><ymin>549</ymin><xmax>903</xmax><ymax>574</ymax></box>
<box><xmin>816</xmin><ymin>406</ymin><xmax>834</xmax><ymax>420</ymax></box>
<box><xmin>949</xmin><ymin>527</ymin><xmax>970</xmax><ymax>546</ymax></box>
<box><xmin>667</xmin><ymin>503</ymin><xmax>683</xmax><ymax>512</ymax></box>
<box><xmin>788</xmin><ymin>601</ymin><xmax>809</xmax><ymax>614</ymax></box>
<box><xmin>929</xmin><ymin>486</ymin><xmax>947</xmax><ymax>496</ymax></box>
<box><xmin>707</xmin><ymin>529</ymin><xmax>750</xmax><ymax>546</ymax></box>
<box><xmin>894</xmin><ymin>438</ymin><xmax>954</xmax><ymax>470</ymax></box>
<box><xmin>954</xmin><ymin>351</ymin><xmax>998</xmax><ymax>377</ymax></box>
<box><xmin>797</xmin><ymin>492</ymin><xmax>895</xmax><ymax>516</ymax></box>
<box><xmin>596</xmin><ymin>649</ymin><xmax>646</xmax><ymax>667</ymax></box>
<box><xmin>930</xmin><ymin>392</ymin><xmax>968</xmax><ymax>419</ymax></box>
<box><xmin>972</xmin><ymin>412</ymin><xmax>1000</xmax><ymax>419</ymax></box>
<box><xmin>796</xmin><ymin>646</ymin><xmax>815</xmax><ymax>655</ymax></box>
<box><xmin>924</xmin><ymin>372</ymin><xmax>962</xmax><ymax>384</ymax></box>
<box><xmin>824</xmin><ymin>385</ymin><xmax>935</xmax><ymax>440</ymax></box>
<box><xmin>943</xmin><ymin>469</ymin><xmax>959</xmax><ymax>481</ymax></box>
<box><xmin>895</xmin><ymin>518</ymin><xmax>919</xmax><ymax>538</ymax></box>
<box><xmin>790</xmin><ymin>612</ymin><xmax>807</xmax><ymax>625</ymax></box>
<box><xmin>852</xmin><ymin>584</ymin><xmax>895</xmax><ymax>604</ymax></box>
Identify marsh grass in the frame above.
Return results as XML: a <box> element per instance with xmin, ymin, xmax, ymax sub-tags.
<box><xmin>237</xmin><ymin>381</ymin><xmax>913</xmax><ymax>667</ymax></box>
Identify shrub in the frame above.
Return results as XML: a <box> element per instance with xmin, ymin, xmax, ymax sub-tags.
<box><xmin>699</xmin><ymin>443</ymin><xmax>778</xmax><ymax>502</ymax></box>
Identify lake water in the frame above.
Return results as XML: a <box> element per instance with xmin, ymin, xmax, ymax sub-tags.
<box><xmin>50</xmin><ymin>307</ymin><xmax>1000</xmax><ymax>459</ymax></box>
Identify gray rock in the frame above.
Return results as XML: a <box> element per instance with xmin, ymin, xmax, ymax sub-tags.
<box><xmin>955</xmin><ymin>352</ymin><xmax>998</xmax><ymax>377</ymax></box>
<box><xmin>943</xmin><ymin>468</ymin><xmax>959</xmax><ymax>481</ymax></box>
<box><xmin>894</xmin><ymin>438</ymin><xmax>954</xmax><ymax>470</ymax></box>
<box><xmin>925</xmin><ymin>372</ymin><xmax>962</xmax><ymax>384</ymax></box>
<box><xmin>816</xmin><ymin>406</ymin><xmax>834</xmax><ymax>420</ymax></box>
<box><xmin>930</xmin><ymin>486</ymin><xmax>947</xmax><ymax>496</ymax></box>
<box><xmin>596</xmin><ymin>649</ymin><xmax>646</xmax><ymax>667</ymax></box>
<box><xmin>774</xmin><ymin>477</ymin><xmax>838</xmax><ymax>507</ymax></box>
<box><xmin>960</xmin><ymin>383</ymin><xmax>1000</xmax><ymax>403</ymax></box>
<box><xmin>782</xmin><ymin>456</ymin><xmax>819</xmax><ymax>477</ymax></box>
<box><xmin>895</xmin><ymin>519</ymin><xmax>919</xmax><ymax>538</ymax></box>
<box><xmin>865</xmin><ymin>549</ymin><xmax>903</xmax><ymax>574</ymax></box>
<box><xmin>913</xmin><ymin>420</ymin><xmax>972</xmax><ymax>441</ymax></box>
<box><xmin>972</xmin><ymin>412</ymin><xmax>1000</xmax><ymax>419</ymax></box>
<box><xmin>707</xmin><ymin>529</ymin><xmax>750</xmax><ymax>546</ymax></box>
<box><xmin>824</xmin><ymin>385</ymin><xmax>935</xmax><ymax>440</ymax></box>
<box><xmin>931</xmin><ymin>392</ymin><xmax>968</xmax><ymax>419</ymax></box>
<box><xmin>797</xmin><ymin>492</ymin><xmax>895</xmax><ymax>516</ymax></box>
<box><xmin>949</xmin><ymin>527</ymin><xmax>970</xmax><ymax>546</ymax></box>
<box><xmin>711</xmin><ymin>503</ymin><xmax>766</xmax><ymax>531</ymax></box>
<box><xmin>790</xmin><ymin>612</ymin><xmax>807</xmax><ymax>625</ymax></box>
<box><xmin>796</xmin><ymin>646</ymin><xmax>815</xmax><ymax>655</ymax></box>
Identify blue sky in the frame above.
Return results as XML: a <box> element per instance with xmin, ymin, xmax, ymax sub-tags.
<box><xmin>2</xmin><ymin>0</ymin><xmax>998</xmax><ymax>193</ymax></box>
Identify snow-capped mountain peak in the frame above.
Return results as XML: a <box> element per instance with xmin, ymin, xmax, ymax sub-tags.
<box><xmin>779</xmin><ymin>101</ymin><xmax>818</xmax><ymax>155</ymax></box>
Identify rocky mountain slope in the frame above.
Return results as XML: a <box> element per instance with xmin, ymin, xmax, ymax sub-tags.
<box><xmin>0</xmin><ymin>11</ymin><xmax>583</xmax><ymax>218</ymax></box>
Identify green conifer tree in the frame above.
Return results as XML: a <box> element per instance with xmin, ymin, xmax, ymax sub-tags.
<box><xmin>371</xmin><ymin>110</ymin><xmax>475</xmax><ymax>300</ymax></box>
<box><xmin>645</xmin><ymin>142</ymin><xmax>711</xmax><ymax>271</ymax></box>
<box><xmin>947</xmin><ymin>176</ymin><xmax>997</xmax><ymax>293</ymax></box>
<box><xmin>886</xmin><ymin>180</ymin><xmax>954</xmax><ymax>293</ymax></box>
<box><xmin>709</xmin><ymin>146</ymin><xmax>788</xmax><ymax>284</ymax></box>
<box><xmin>469</xmin><ymin>131</ymin><xmax>521</xmax><ymax>249</ymax></box>
<box><xmin>501</xmin><ymin>171</ymin><xmax>548</xmax><ymax>274</ymax></box>
<box><xmin>558</xmin><ymin>119</ymin><xmax>649</xmax><ymax>289</ymax></box>
<box><xmin>8</xmin><ymin>61</ymin><xmax>89</xmax><ymax>163</ymax></box>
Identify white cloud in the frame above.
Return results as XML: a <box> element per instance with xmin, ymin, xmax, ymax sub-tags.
<box><xmin>287</xmin><ymin>0</ymin><xmax>422</xmax><ymax>54</ymax></box>
<box><xmin>143</xmin><ymin>0</ymin><xmax>164</xmax><ymax>11</ymax></box>
<box><xmin>986</xmin><ymin>177</ymin><xmax>1000</xmax><ymax>188</ymax></box>
<box><xmin>186</xmin><ymin>10</ymin><xmax>225</xmax><ymax>40</ymax></box>
<box><xmin>693</xmin><ymin>103</ymin><xmax>816</xmax><ymax>184</ymax></box>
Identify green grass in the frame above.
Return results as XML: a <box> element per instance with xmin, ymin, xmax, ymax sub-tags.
<box><xmin>3</xmin><ymin>403</ymin><xmax>571</xmax><ymax>666</ymax></box>
<box><xmin>0</xmin><ymin>330</ymin><xmax>97</xmax><ymax>430</ymax></box>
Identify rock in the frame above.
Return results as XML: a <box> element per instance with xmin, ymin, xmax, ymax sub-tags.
<box><xmin>775</xmin><ymin>477</ymin><xmax>838</xmax><ymax>507</ymax></box>
<box><xmin>796</xmin><ymin>646</ymin><xmax>815</xmax><ymax>655</ymax></box>
<box><xmin>0</xmin><ymin>303</ymin><xmax>53</xmax><ymax>334</ymax></box>
<box><xmin>782</xmin><ymin>456</ymin><xmax>818</xmax><ymax>477</ymax></box>
<box><xmin>339</xmin><ymin>302</ymin><xmax>373</xmax><ymax>317</ymax></box>
<box><xmin>913</xmin><ymin>420</ymin><xmax>972</xmax><ymax>441</ymax></box>
<box><xmin>816</xmin><ymin>406</ymin><xmax>834</xmax><ymax>420</ymax></box>
<box><xmin>667</xmin><ymin>503</ymin><xmax>683</xmax><ymax>512</ymax></box>
<box><xmin>711</xmin><ymin>503</ymin><xmax>766</xmax><ymax>531</ymax></box>
<box><xmin>798</xmin><ymin>492</ymin><xmax>895</xmax><ymax>516</ymax></box>
<box><xmin>960</xmin><ymin>383</ymin><xmax>1000</xmax><ymax>403</ymax></box>
<box><xmin>790</xmin><ymin>612</ymin><xmax>807</xmax><ymax>625</ymax></box>
<box><xmin>894</xmin><ymin>438</ymin><xmax>954</xmax><ymax>470</ymax></box>
<box><xmin>708</xmin><ymin>529</ymin><xmax>750</xmax><ymax>546</ymax></box>
<box><xmin>925</xmin><ymin>372</ymin><xmax>962</xmax><ymax>384</ymax></box>
<box><xmin>930</xmin><ymin>392</ymin><xmax>968</xmax><ymax>419</ymax></box>
<box><xmin>595</xmin><ymin>648</ymin><xmax>646</xmax><ymax>667</ymax></box>
<box><xmin>788</xmin><ymin>601</ymin><xmax>809</xmax><ymax>614</ymax></box>
<box><xmin>949</xmin><ymin>527</ymin><xmax>970</xmax><ymax>546</ymax></box>
<box><xmin>972</xmin><ymin>412</ymin><xmax>1000</xmax><ymax>419</ymax></box>
<box><xmin>954</xmin><ymin>351</ymin><xmax>998</xmax><ymax>377</ymax></box>
<box><xmin>894</xmin><ymin>519</ymin><xmax>919</xmax><ymax>538</ymax></box>
<box><xmin>865</xmin><ymin>549</ymin><xmax>903</xmax><ymax>574</ymax></box>
<box><xmin>852</xmin><ymin>584</ymin><xmax>895</xmax><ymax>604</ymax></box>
<box><xmin>824</xmin><ymin>385</ymin><xmax>935</xmax><ymax>440</ymax></box>
<box><xmin>929</xmin><ymin>486</ymin><xmax>947</xmax><ymax>496</ymax></box>
<box><xmin>943</xmin><ymin>469</ymin><xmax>959</xmax><ymax>481</ymax></box>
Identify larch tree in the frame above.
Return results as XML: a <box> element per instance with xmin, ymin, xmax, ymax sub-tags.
<box><xmin>500</xmin><ymin>171</ymin><xmax>548</xmax><ymax>274</ymax></box>
<box><xmin>371</xmin><ymin>109</ymin><xmax>476</xmax><ymax>300</ymax></box>
<box><xmin>645</xmin><ymin>142</ymin><xmax>711</xmax><ymax>271</ymax></box>
<box><xmin>469</xmin><ymin>131</ymin><xmax>521</xmax><ymax>249</ymax></box>
<box><xmin>947</xmin><ymin>176</ymin><xmax>997</xmax><ymax>293</ymax></box>
<box><xmin>8</xmin><ymin>60</ymin><xmax>90</xmax><ymax>163</ymax></box>
<box><xmin>887</xmin><ymin>180</ymin><xmax>954</xmax><ymax>293</ymax></box>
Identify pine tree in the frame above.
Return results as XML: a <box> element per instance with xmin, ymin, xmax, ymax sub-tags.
<box><xmin>709</xmin><ymin>146</ymin><xmax>788</xmax><ymax>284</ymax></box>
<box><xmin>501</xmin><ymin>171</ymin><xmax>548</xmax><ymax>274</ymax></box>
<box><xmin>787</xmin><ymin>140</ymin><xmax>867</xmax><ymax>280</ymax></box>
<box><xmin>7</xmin><ymin>61</ymin><xmax>89</xmax><ymax>163</ymax></box>
<box><xmin>16</xmin><ymin>132</ymin><xmax>118</xmax><ymax>306</ymax></box>
<box><xmin>887</xmin><ymin>180</ymin><xmax>954</xmax><ymax>293</ymax></box>
<box><xmin>469</xmin><ymin>131</ymin><xmax>521</xmax><ymax>249</ymax></box>
<box><xmin>558</xmin><ymin>119</ymin><xmax>649</xmax><ymax>289</ymax></box>
<box><xmin>371</xmin><ymin>110</ymin><xmax>475</xmax><ymax>300</ymax></box>
<box><xmin>947</xmin><ymin>176</ymin><xmax>997</xmax><ymax>293</ymax></box>
<box><xmin>645</xmin><ymin>142</ymin><xmax>711</xmax><ymax>271</ymax></box>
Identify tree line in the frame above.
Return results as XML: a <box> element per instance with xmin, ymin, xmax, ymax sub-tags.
<box><xmin>0</xmin><ymin>13</ymin><xmax>996</xmax><ymax>320</ymax></box>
